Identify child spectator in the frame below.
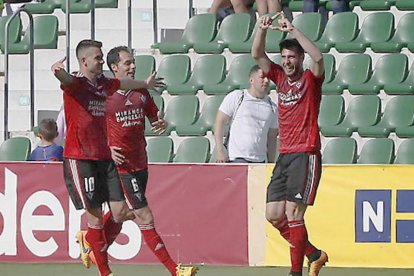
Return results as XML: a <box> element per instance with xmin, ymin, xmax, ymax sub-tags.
<box><xmin>29</xmin><ymin>118</ymin><xmax>63</xmax><ymax>161</ymax></box>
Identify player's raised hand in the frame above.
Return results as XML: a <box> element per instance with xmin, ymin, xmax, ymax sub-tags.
<box><xmin>110</xmin><ymin>146</ymin><xmax>125</xmax><ymax>165</ymax></box>
<box><xmin>146</xmin><ymin>71</ymin><xmax>165</xmax><ymax>89</ymax></box>
<box><xmin>51</xmin><ymin>57</ymin><xmax>67</xmax><ymax>74</ymax></box>
<box><xmin>271</xmin><ymin>12</ymin><xmax>294</xmax><ymax>32</ymax></box>
<box><xmin>258</xmin><ymin>13</ymin><xmax>279</xmax><ymax>30</ymax></box>
<box><xmin>151</xmin><ymin>111</ymin><xmax>168</xmax><ymax>135</ymax></box>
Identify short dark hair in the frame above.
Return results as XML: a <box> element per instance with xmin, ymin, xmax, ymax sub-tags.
<box><xmin>75</xmin><ymin>39</ymin><xmax>103</xmax><ymax>59</ymax></box>
<box><xmin>279</xmin><ymin>39</ymin><xmax>304</xmax><ymax>55</ymax></box>
<box><xmin>107</xmin><ymin>46</ymin><xmax>130</xmax><ymax>73</ymax></box>
<box><xmin>249</xmin><ymin>65</ymin><xmax>261</xmax><ymax>77</ymax></box>
<box><xmin>38</xmin><ymin>119</ymin><xmax>58</xmax><ymax>142</ymax></box>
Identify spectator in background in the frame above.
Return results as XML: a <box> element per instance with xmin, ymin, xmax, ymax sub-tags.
<box><xmin>303</xmin><ymin>0</ymin><xmax>349</xmax><ymax>27</ymax></box>
<box><xmin>209</xmin><ymin>0</ymin><xmax>257</xmax><ymax>24</ymax></box>
<box><xmin>256</xmin><ymin>0</ymin><xmax>282</xmax><ymax>16</ymax></box>
<box><xmin>304</xmin><ymin>0</ymin><xmax>349</xmax><ymax>14</ymax></box>
<box><xmin>29</xmin><ymin>118</ymin><xmax>63</xmax><ymax>161</ymax></box>
<box><xmin>214</xmin><ymin>65</ymin><xmax>278</xmax><ymax>163</ymax></box>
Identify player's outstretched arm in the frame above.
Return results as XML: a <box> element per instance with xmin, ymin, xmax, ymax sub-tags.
<box><xmin>51</xmin><ymin>57</ymin><xmax>73</xmax><ymax>86</ymax></box>
<box><xmin>276</xmin><ymin>13</ymin><xmax>324</xmax><ymax>77</ymax></box>
<box><xmin>251</xmin><ymin>14</ymin><xmax>275</xmax><ymax>73</ymax></box>
<box><xmin>120</xmin><ymin>71</ymin><xmax>165</xmax><ymax>90</ymax></box>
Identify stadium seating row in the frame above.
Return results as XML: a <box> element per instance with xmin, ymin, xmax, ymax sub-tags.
<box><xmin>319</xmin><ymin>95</ymin><xmax>414</xmax><ymax>138</ymax></box>
<box><xmin>0</xmin><ymin>15</ymin><xmax>58</xmax><ymax>54</ymax></box>
<box><xmin>323</xmin><ymin>137</ymin><xmax>414</xmax><ymax>164</ymax></box>
<box><xmin>153</xmin><ymin>11</ymin><xmax>414</xmax><ymax>54</ymax></box>
<box><xmin>136</xmin><ymin>53</ymin><xmax>414</xmax><ymax>96</ymax></box>
<box><xmin>3</xmin><ymin>133</ymin><xmax>414</xmax><ymax>164</ymax></box>
<box><xmin>286</xmin><ymin>0</ymin><xmax>414</xmax><ymax>12</ymax></box>
<box><xmin>143</xmin><ymin>93</ymin><xmax>414</xmax><ymax>138</ymax></box>
<box><xmin>23</xmin><ymin>0</ymin><xmax>118</xmax><ymax>14</ymax></box>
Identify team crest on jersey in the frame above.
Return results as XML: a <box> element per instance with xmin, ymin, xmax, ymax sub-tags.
<box><xmin>140</xmin><ymin>94</ymin><xmax>147</xmax><ymax>103</ymax></box>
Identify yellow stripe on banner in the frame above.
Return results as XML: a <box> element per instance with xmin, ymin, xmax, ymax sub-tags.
<box><xmin>259</xmin><ymin>165</ymin><xmax>414</xmax><ymax>268</ymax></box>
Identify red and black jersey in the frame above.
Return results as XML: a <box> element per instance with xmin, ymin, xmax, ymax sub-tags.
<box><xmin>265</xmin><ymin>62</ymin><xmax>323</xmax><ymax>154</ymax></box>
<box><xmin>62</xmin><ymin>74</ymin><xmax>120</xmax><ymax>160</ymax></box>
<box><xmin>106</xmin><ymin>89</ymin><xmax>158</xmax><ymax>173</ymax></box>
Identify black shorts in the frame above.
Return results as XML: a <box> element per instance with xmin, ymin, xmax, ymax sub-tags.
<box><xmin>63</xmin><ymin>158</ymin><xmax>125</xmax><ymax>210</ymax></box>
<box><xmin>119</xmin><ymin>169</ymin><xmax>149</xmax><ymax>210</ymax></box>
<box><xmin>266</xmin><ymin>152</ymin><xmax>322</xmax><ymax>206</ymax></box>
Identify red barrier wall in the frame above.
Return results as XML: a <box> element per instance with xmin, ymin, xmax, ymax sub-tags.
<box><xmin>0</xmin><ymin>163</ymin><xmax>249</xmax><ymax>265</ymax></box>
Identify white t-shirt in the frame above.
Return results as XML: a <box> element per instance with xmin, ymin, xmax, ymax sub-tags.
<box><xmin>219</xmin><ymin>89</ymin><xmax>278</xmax><ymax>162</ymax></box>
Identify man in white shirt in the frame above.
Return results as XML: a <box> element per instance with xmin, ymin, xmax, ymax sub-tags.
<box><xmin>214</xmin><ymin>65</ymin><xmax>278</xmax><ymax>163</ymax></box>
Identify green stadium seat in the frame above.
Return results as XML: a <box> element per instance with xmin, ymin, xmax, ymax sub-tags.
<box><xmin>288</xmin><ymin>0</ymin><xmax>305</xmax><ymax>11</ymax></box>
<box><xmin>6</xmin><ymin>15</ymin><xmax>58</xmax><ymax>54</ymax></box>
<box><xmin>335</xmin><ymin>12</ymin><xmax>394</xmax><ymax>53</ymax></box>
<box><xmin>349</xmin><ymin>0</ymin><xmax>362</xmax><ymax>8</ymax></box>
<box><xmin>321</xmin><ymin>95</ymin><xmax>380</xmax><ymax>137</ymax></box>
<box><xmin>156</xmin><ymin>14</ymin><xmax>217</xmax><ymax>54</ymax></box>
<box><xmin>144</xmin><ymin>94</ymin><xmax>164</xmax><ymax>136</ymax></box>
<box><xmin>358</xmin><ymin>96</ymin><xmax>414</xmax><ymax>137</ymax></box>
<box><xmin>286</xmin><ymin>13</ymin><xmax>322</xmax><ymax>42</ymax></box>
<box><xmin>162</xmin><ymin>95</ymin><xmax>199</xmax><ymax>135</ymax></box>
<box><xmin>23</xmin><ymin>0</ymin><xmax>57</xmax><ymax>14</ymax></box>
<box><xmin>60</xmin><ymin>0</ymin><xmax>91</xmax><ymax>13</ymax></box>
<box><xmin>396</xmin><ymin>126</ymin><xmax>414</xmax><ymax>138</ymax></box>
<box><xmin>193</xmin><ymin>13</ymin><xmax>252</xmax><ymax>54</ymax></box>
<box><xmin>357</xmin><ymin>138</ymin><xmax>395</xmax><ymax>164</ymax></box>
<box><xmin>322</xmin><ymin>53</ymin><xmax>335</xmax><ymax>84</ymax></box>
<box><xmin>150</xmin><ymin>55</ymin><xmax>190</xmax><ymax>94</ymax></box>
<box><xmin>322</xmin><ymin>54</ymin><xmax>371</xmax><ymax>95</ymax></box>
<box><xmin>176</xmin><ymin>95</ymin><xmax>225</xmax><ymax>136</ymax></box>
<box><xmin>394</xmin><ymin>138</ymin><xmax>414</xmax><ymax>164</ymax></box>
<box><xmin>167</xmin><ymin>55</ymin><xmax>226</xmax><ymax>95</ymax></box>
<box><xmin>173</xmin><ymin>137</ymin><xmax>210</xmax><ymax>163</ymax></box>
<box><xmin>360</xmin><ymin>0</ymin><xmax>396</xmax><ymax>10</ymax></box>
<box><xmin>348</xmin><ymin>54</ymin><xmax>408</xmax><ymax>95</ymax></box>
<box><xmin>315</xmin><ymin>12</ymin><xmax>358</xmax><ymax>53</ymax></box>
<box><xmin>228</xmin><ymin>14</ymin><xmax>285</xmax><ymax>53</ymax></box>
<box><xmin>134</xmin><ymin>55</ymin><xmax>155</xmax><ymax>81</ymax></box>
<box><xmin>395</xmin><ymin>0</ymin><xmax>414</xmax><ymax>10</ymax></box>
<box><xmin>0</xmin><ymin>137</ymin><xmax>31</xmax><ymax>161</ymax></box>
<box><xmin>318</xmin><ymin>95</ymin><xmax>345</xmax><ymax>128</ymax></box>
<box><xmin>322</xmin><ymin>137</ymin><xmax>357</xmax><ymax>164</ymax></box>
<box><xmin>384</xmin><ymin>61</ymin><xmax>414</xmax><ymax>95</ymax></box>
<box><xmin>0</xmin><ymin>16</ymin><xmax>22</xmax><ymax>52</ymax></box>
<box><xmin>95</xmin><ymin>0</ymin><xmax>118</xmax><ymax>8</ymax></box>
<box><xmin>146</xmin><ymin>137</ymin><xmax>173</xmax><ymax>163</ymax></box>
<box><xmin>371</xmin><ymin>13</ymin><xmax>414</xmax><ymax>53</ymax></box>
<box><xmin>203</xmin><ymin>54</ymin><xmax>256</xmax><ymax>95</ymax></box>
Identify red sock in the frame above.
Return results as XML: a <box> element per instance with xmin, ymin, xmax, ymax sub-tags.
<box><xmin>288</xmin><ymin>220</ymin><xmax>307</xmax><ymax>273</ymax></box>
<box><xmin>139</xmin><ymin>224</ymin><xmax>177</xmax><ymax>275</ymax></box>
<box><xmin>103</xmin><ymin>211</ymin><xmax>123</xmax><ymax>246</ymax></box>
<box><xmin>86</xmin><ymin>226</ymin><xmax>111</xmax><ymax>276</ymax></box>
<box><xmin>272</xmin><ymin>216</ymin><xmax>317</xmax><ymax>257</ymax></box>
<box><xmin>272</xmin><ymin>216</ymin><xmax>290</xmax><ymax>241</ymax></box>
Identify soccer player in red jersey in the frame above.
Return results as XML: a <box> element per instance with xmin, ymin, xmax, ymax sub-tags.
<box><xmin>252</xmin><ymin>13</ymin><xmax>328</xmax><ymax>276</ymax></box>
<box><xmin>51</xmin><ymin>39</ymin><xmax>163</xmax><ymax>276</ymax></box>
<box><xmin>98</xmin><ymin>46</ymin><xmax>197</xmax><ymax>276</ymax></box>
